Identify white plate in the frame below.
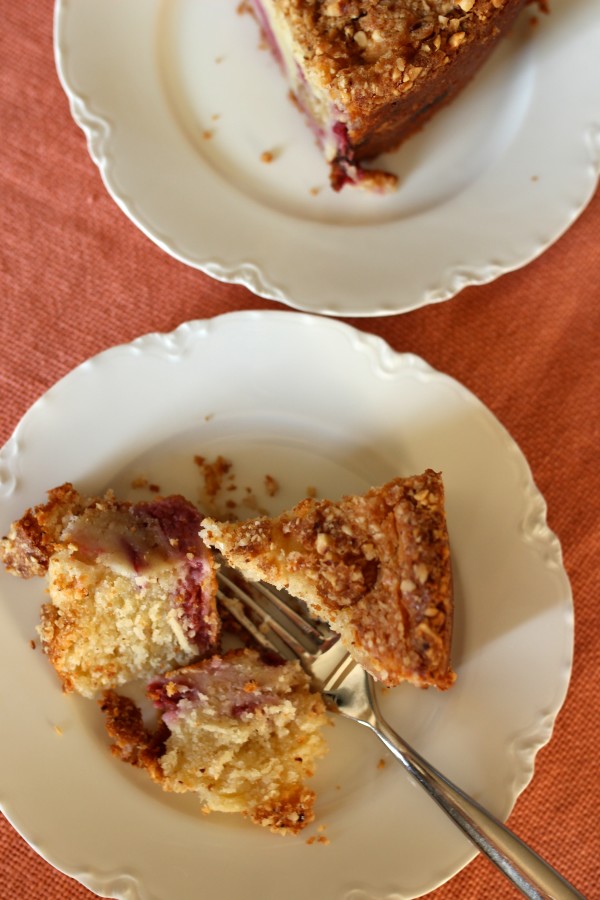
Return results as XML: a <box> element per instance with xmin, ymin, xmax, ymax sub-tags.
<box><xmin>53</xmin><ymin>0</ymin><xmax>600</xmax><ymax>316</ymax></box>
<box><xmin>0</xmin><ymin>312</ymin><xmax>572</xmax><ymax>899</ymax></box>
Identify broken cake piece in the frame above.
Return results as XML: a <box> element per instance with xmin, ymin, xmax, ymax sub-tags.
<box><xmin>248</xmin><ymin>0</ymin><xmax>533</xmax><ymax>190</ymax></box>
<box><xmin>1</xmin><ymin>484</ymin><xmax>219</xmax><ymax>696</ymax></box>
<box><xmin>101</xmin><ymin>647</ymin><xmax>328</xmax><ymax>834</ymax></box>
<box><xmin>201</xmin><ymin>469</ymin><xmax>455</xmax><ymax>689</ymax></box>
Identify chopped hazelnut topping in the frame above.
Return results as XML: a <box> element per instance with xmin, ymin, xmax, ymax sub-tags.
<box><xmin>316</xmin><ymin>533</ymin><xmax>331</xmax><ymax>554</ymax></box>
<box><xmin>414</xmin><ymin>563</ymin><xmax>429</xmax><ymax>584</ymax></box>
<box><xmin>448</xmin><ymin>31</ymin><xmax>466</xmax><ymax>48</ymax></box>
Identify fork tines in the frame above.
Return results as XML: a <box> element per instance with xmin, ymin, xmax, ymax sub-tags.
<box><xmin>216</xmin><ymin>566</ymin><xmax>336</xmax><ymax>665</ymax></box>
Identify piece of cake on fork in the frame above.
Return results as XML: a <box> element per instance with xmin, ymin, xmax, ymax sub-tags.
<box><xmin>247</xmin><ymin>0</ymin><xmax>534</xmax><ymax>191</ymax></box>
<box><xmin>1</xmin><ymin>484</ymin><xmax>220</xmax><ymax>696</ymax></box>
<box><xmin>202</xmin><ymin>469</ymin><xmax>455</xmax><ymax>690</ymax></box>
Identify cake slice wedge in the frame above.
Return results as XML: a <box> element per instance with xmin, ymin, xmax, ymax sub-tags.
<box><xmin>101</xmin><ymin>647</ymin><xmax>328</xmax><ymax>834</ymax></box>
<box><xmin>201</xmin><ymin>469</ymin><xmax>455</xmax><ymax>689</ymax></box>
<box><xmin>248</xmin><ymin>0</ymin><xmax>532</xmax><ymax>191</ymax></box>
<box><xmin>1</xmin><ymin>484</ymin><xmax>220</xmax><ymax>696</ymax></box>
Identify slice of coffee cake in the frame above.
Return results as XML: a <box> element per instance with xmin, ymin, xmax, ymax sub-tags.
<box><xmin>202</xmin><ymin>470</ymin><xmax>455</xmax><ymax>689</ymax></box>
<box><xmin>1</xmin><ymin>484</ymin><xmax>219</xmax><ymax>696</ymax></box>
<box><xmin>101</xmin><ymin>647</ymin><xmax>328</xmax><ymax>834</ymax></box>
<box><xmin>248</xmin><ymin>0</ymin><xmax>532</xmax><ymax>190</ymax></box>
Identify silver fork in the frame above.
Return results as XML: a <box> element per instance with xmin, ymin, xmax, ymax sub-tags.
<box><xmin>217</xmin><ymin>566</ymin><xmax>585</xmax><ymax>900</ymax></box>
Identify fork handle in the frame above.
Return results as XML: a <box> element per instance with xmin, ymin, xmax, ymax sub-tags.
<box><xmin>365</xmin><ymin>690</ymin><xmax>585</xmax><ymax>899</ymax></box>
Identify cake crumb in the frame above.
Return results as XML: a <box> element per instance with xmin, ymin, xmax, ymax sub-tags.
<box><xmin>377</xmin><ymin>757</ymin><xmax>386</xmax><ymax>770</ymax></box>
<box><xmin>195</xmin><ymin>455</ymin><xmax>233</xmax><ymax>501</ymax></box>
<box><xmin>149</xmin><ymin>484</ymin><xmax>161</xmax><ymax>493</ymax></box>
<box><xmin>29</xmin><ymin>639</ymin><xmax>36</xmax><ymax>650</ymax></box>
<box><xmin>306</xmin><ymin>485</ymin><xmax>317</xmax><ymax>498</ymax></box>
<box><xmin>131</xmin><ymin>477</ymin><xmax>148</xmax><ymax>489</ymax></box>
<box><xmin>203</xmin><ymin>130</ymin><xmax>214</xmax><ymax>141</ymax></box>
<box><xmin>309</xmin><ymin>187</ymin><xmax>322</xmax><ymax>196</ymax></box>
<box><xmin>53</xmin><ymin>724</ymin><xmax>63</xmax><ymax>737</ymax></box>
<box><xmin>264</xmin><ymin>474</ymin><xmax>279</xmax><ymax>497</ymax></box>
<box><xmin>261</xmin><ymin>151</ymin><xmax>275</xmax><ymax>164</ymax></box>
<box><xmin>306</xmin><ymin>829</ymin><xmax>330</xmax><ymax>845</ymax></box>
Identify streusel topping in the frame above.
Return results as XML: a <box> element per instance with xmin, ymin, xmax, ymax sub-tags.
<box><xmin>202</xmin><ymin>470</ymin><xmax>455</xmax><ymax>689</ymax></box>
<box><xmin>267</xmin><ymin>0</ymin><xmax>510</xmax><ymax>109</ymax></box>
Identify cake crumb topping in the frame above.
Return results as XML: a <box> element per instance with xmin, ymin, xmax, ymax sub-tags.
<box><xmin>202</xmin><ymin>469</ymin><xmax>455</xmax><ymax>689</ymax></box>
<box><xmin>259</xmin><ymin>0</ymin><xmax>514</xmax><ymax>113</ymax></box>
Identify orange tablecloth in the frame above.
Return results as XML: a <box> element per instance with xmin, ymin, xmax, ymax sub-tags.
<box><xmin>1</xmin><ymin>4</ymin><xmax>599</xmax><ymax>899</ymax></box>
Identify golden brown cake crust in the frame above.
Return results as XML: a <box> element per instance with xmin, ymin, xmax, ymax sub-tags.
<box><xmin>100</xmin><ymin>690</ymin><xmax>168</xmax><ymax>779</ymax></box>
<box><xmin>202</xmin><ymin>470</ymin><xmax>455</xmax><ymax>689</ymax></box>
<box><xmin>0</xmin><ymin>483</ymin><xmax>86</xmax><ymax>577</ymax></box>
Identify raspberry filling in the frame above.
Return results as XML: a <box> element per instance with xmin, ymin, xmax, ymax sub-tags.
<box><xmin>63</xmin><ymin>495</ymin><xmax>217</xmax><ymax>653</ymax></box>
<box><xmin>148</xmin><ymin>655</ymin><xmax>287</xmax><ymax>727</ymax></box>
